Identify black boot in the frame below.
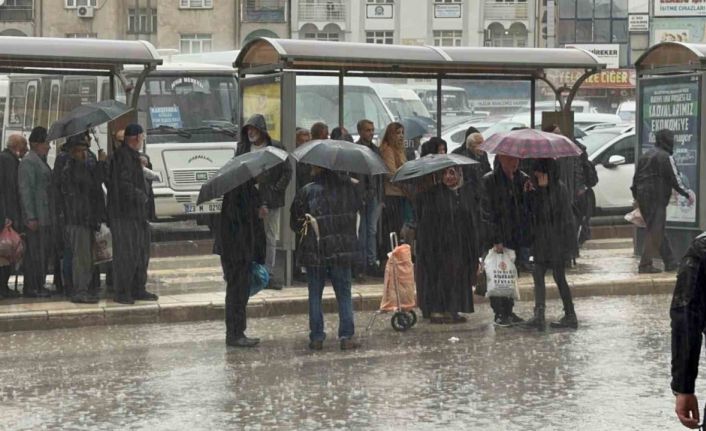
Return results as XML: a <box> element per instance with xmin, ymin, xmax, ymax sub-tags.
<box><xmin>521</xmin><ymin>306</ymin><xmax>546</xmax><ymax>332</ymax></box>
<box><xmin>550</xmin><ymin>312</ymin><xmax>578</xmax><ymax>329</ymax></box>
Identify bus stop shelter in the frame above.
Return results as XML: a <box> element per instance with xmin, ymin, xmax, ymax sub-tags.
<box><xmin>635</xmin><ymin>42</ymin><xmax>706</xmax><ymax>258</ymax></box>
<box><xmin>234</xmin><ymin>37</ymin><xmax>607</xmax><ymax>286</ymax></box>
<box><xmin>0</xmin><ymin>36</ymin><xmax>162</xmax><ymax>134</ymax></box>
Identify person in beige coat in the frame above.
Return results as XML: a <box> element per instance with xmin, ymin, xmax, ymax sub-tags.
<box><xmin>379</xmin><ymin>122</ymin><xmax>408</xmax><ymax>252</ymax></box>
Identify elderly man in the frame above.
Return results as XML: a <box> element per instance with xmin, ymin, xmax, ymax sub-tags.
<box><xmin>19</xmin><ymin>127</ymin><xmax>54</xmax><ymax>298</ymax></box>
<box><xmin>0</xmin><ymin>134</ymin><xmax>27</xmax><ymax>298</ymax></box>
<box><xmin>108</xmin><ymin>124</ymin><xmax>158</xmax><ymax>304</ymax></box>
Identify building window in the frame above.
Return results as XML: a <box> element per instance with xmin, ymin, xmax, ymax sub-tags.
<box><xmin>366</xmin><ymin>31</ymin><xmax>393</xmax><ymax>44</ymax></box>
<box><xmin>433</xmin><ymin>30</ymin><xmax>462</xmax><ymax>46</ymax></box>
<box><xmin>558</xmin><ymin>0</ymin><xmax>628</xmax><ymax>44</ymax></box>
<box><xmin>180</xmin><ymin>34</ymin><xmax>212</xmax><ymax>54</ymax></box>
<box><xmin>65</xmin><ymin>0</ymin><xmax>97</xmax><ymax>7</ymax></box>
<box><xmin>243</xmin><ymin>0</ymin><xmax>286</xmax><ymax>22</ymax></box>
<box><xmin>179</xmin><ymin>0</ymin><xmax>213</xmax><ymax>8</ymax></box>
<box><xmin>304</xmin><ymin>32</ymin><xmax>341</xmax><ymax>41</ymax></box>
<box><xmin>128</xmin><ymin>8</ymin><xmax>157</xmax><ymax>34</ymax></box>
<box><xmin>66</xmin><ymin>33</ymin><xmax>98</xmax><ymax>38</ymax></box>
<box><xmin>0</xmin><ymin>0</ymin><xmax>33</xmax><ymax>21</ymax></box>
<box><xmin>487</xmin><ymin>22</ymin><xmax>528</xmax><ymax>47</ymax></box>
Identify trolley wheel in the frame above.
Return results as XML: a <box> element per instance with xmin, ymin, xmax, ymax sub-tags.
<box><xmin>391</xmin><ymin>311</ymin><xmax>411</xmax><ymax>332</ymax></box>
<box><xmin>407</xmin><ymin>310</ymin><xmax>418</xmax><ymax>327</ymax></box>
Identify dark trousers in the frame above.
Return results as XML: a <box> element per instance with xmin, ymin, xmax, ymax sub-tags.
<box><xmin>23</xmin><ymin>226</ymin><xmax>53</xmax><ymax>294</ymax></box>
<box><xmin>0</xmin><ymin>265</ymin><xmax>12</xmax><ymax>293</ymax></box>
<box><xmin>222</xmin><ymin>259</ymin><xmax>250</xmax><ymax>337</ymax></box>
<box><xmin>639</xmin><ymin>202</ymin><xmax>675</xmax><ymax>268</ymax></box>
<box><xmin>66</xmin><ymin>225</ymin><xmax>95</xmax><ymax>298</ymax></box>
<box><xmin>532</xmin><ymin>262</ymin><xmax>575</xmax><ymax>315</ymax></box>
<box><xmin>490</xmin><ymin>297</ymin><xmax>515</xmax><ymax>318</ymax></box>
<box><xmin>111</xmin><ymin>219</ymin><xmax>150</xmax><ymax>299</ymax></box>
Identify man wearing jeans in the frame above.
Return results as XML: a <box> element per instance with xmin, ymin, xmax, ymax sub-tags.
<box><xmin>355</xmin><ymin>119</ymin><xmax>383</xmax><ymax>277</ymax></box>
<box><xmin>290</xmin><ymin>167</ymin><xmax>362</xmax><ymax>351</ymax></box>
<box><xmin>237</xmin><ymin>114</ymin><xmax>292</xmax><ymax>289</ymax></box>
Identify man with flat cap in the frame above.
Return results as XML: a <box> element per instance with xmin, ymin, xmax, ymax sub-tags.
<box><xmin>107</xmin><ymin>124</ymin><xmax>158</xmax><ymax>304</ymax></box>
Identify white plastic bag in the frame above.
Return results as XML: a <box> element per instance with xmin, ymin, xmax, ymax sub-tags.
<box><xmin>93</xmin><ymin>223</ymin><xmax>113</xmax><ymax>264</ymax></box>
<box><xmin>484</xmin><ymin>248</ymin><xmax>519</xmax><ymax>299</ymax></box>
<box><xmin>624</xmin><ymin>208</ymin><xmax>646</xmax><ymax>228</ymax></box>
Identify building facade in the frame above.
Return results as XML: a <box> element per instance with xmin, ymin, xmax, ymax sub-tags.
<box><xmin>291</xmin><ymin>0</ymin><xmax>537</xmax><ymax>48</ymax></box>
<box><xmin>0</xmin><ymin>0</ymin><xmax>291</xmax><ymax>52</ymax></box>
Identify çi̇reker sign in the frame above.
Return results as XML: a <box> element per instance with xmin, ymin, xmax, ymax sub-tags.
<box><xmin>641</xmin><ymin>74</ymin><xmax>701</xmax><ymax>225</ymax></box>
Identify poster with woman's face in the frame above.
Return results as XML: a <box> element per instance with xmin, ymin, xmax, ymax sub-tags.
<box><xmin>655</xmin><ymin>29</ymin><xmax>690</xmax><ymax>42</ymax></box>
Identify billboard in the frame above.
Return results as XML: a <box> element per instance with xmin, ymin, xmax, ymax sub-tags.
<box><xmin>655</xmin><ymin>0</ymin><xmax>706</xmax><ymax>16</ymax></box>
<box><xmin>640</xmin><ymin>74</ymin><xmax>701</xmax><ymax>225</ymax></box>
<box><xmin>242</xmin><ymin>80</ymin><xmax>282</xmax><ymax>142</ymax></box>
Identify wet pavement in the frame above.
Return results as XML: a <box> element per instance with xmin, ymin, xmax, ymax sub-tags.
<box><xmin>0</xmin><ymin>294</ymin><xmax>685</xmax><ymax>430</ymax></box>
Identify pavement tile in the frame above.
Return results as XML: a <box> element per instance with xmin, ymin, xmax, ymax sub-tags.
<box><xmin>104</xmin><ymin>304</ymin><xmax>160</xmax><ymax>325</ymax></box>
<box><xmin>46</xmin><ymin>308</ymin><xmax>106</xmax><ymax>329</ymax></box>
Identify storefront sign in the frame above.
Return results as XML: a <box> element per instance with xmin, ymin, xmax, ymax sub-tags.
<box><xmin>566</xmin><ymin>44</ymin><xmax>620</xmax><ymax>69</ymax></box>
<box><xmin>640</xmin><ymin>74</ymin><xmax>701</xmax><ymax>224</ymax></box>
<box><xmin>545</xmin><ymin>69</ymin><xmax>636</xmax><ymax>89</ymax></box>
<box><xmin>434</xmin><ymin>4</ymin><xmax>461</xmax><ymax>18</ymax></box>
<box><xmin>655</xmin><ymin>0</ymin><xmax>706</xmax><ymax>16</ymax></box>
<box><xmin>629</xmin><ymin>14</ymin><xmax>649</xmax><ymax>32</ymax></box>
<box><xmin>366</xmin><ymin>4</ymin><xmax>393</xmax><ymax>19</ymax></box>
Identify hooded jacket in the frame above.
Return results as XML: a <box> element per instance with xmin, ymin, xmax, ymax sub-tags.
<box><xmin>237</xmin><ymin>114</ymin><xmax>292</xmax><ymax>209</ymax></box>
<box><xmin>671</xmin><ymin>232</ymin><xmax>706</xmax><ymax>394</ymax></box>
<box><xmin>290</xmin><ymin>170</ymin><xmax>362</xmax><ymax>267</ymax></box>
<box><xmin>632</xmin><ymin>129</ymin><xmax>689</xmax><ymax>207</ymax></box>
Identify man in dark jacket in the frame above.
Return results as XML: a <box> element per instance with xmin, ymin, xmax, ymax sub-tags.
<box><xmin>0</xmin><ymin>134</ymin><xmax>27</xmax><ymax>298</ymax></box>
<box><xmin>61</xmin><ymin>136</ymin><xmax>105</xmax><ymax>304</ymax></box>
<box><xmin>108</xmin><ymin>124</ymin><xmax>158</xmax><ymax>304</ymax></box>
<box><xmin>670</xmin><ymin>232</ymin><xmax>706</xmax><ymax>428</ymax></box>
<box><xmin>632</xmin><ymin>129</ymin><xmax>693</xmax><ymax>273</ymax></box>
<box><xmin>220</xmin><ymin>180</ymin><xmax>266</xmax><ymax>347</ymax></box>
<box><xmin>480</xmin><ymin>154</ymin><xmax>530</xmax><ymax>327</ymax></box>
<box><xmin>355</xmin><ymin>119</ymin><xmax>383</xmax><ymax>277</ymax></box>
<box><xmin>237</xmin><ymin>114</ymin><xmax>292</xmax><ymax>290</ymax></box>
<box><xmin>290</xmin><ymin>167</ymin><xmax>362</xmax><ymax>351</ymax></box>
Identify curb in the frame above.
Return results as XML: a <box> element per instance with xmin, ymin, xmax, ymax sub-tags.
<box><xmin>0</xmin><ymin>276</ymin><xmax>676</xmax><ymax>333</ymax></box>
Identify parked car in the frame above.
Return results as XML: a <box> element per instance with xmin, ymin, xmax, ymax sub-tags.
<box><xmin>441</xmin><ymin>119</ymin><xmax>500</xmax><ymax>152</ymax></box>
<box><xmin>586</xmin><ymin>131</ymin><xmax>636</xmax><ymax>215</ymax></box>
<box><xmin>583</xmin><ymin>122</ymin><xmax>634</xmax><ymax>133</ymax></box>
<box><xmin>616</xmin><ymin>101</ymin><xmax>636</xmax><ymax>122</ymax></box>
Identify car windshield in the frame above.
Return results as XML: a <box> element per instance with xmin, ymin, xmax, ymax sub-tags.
<box><xmin>581</xmin><ymin>132</ymin><xmax>621</xmax><ymax>156</ymax></box>
<box><xmin>297</xmin><ymin>85</ymin><xmax>393</xmax><ymax>133</ymax></box>
<box><xmin>384</xmin><ymin>97</ymin><xmax>415</xmax><ymax>119</ymax></box>
<box><xmin>406</xmin><ymin>99</ymin><xmax>431</xmax><ymax>118</ymax></box>
<box><xmin>136</xmin><ymin>75</ymin><xmax>237</xmax><ymax>141</ymax></box>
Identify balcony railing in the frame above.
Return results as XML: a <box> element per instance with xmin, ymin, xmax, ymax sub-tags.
<box><xmin>298</xmin><ymin>0</ymin><xmax>346</xmax><ymax>22</ymax></box>
<box><xmin>0</xmin><ymin>5</ymin><xmax>33</xmax><ymax>22</ymax></box>
<box><xmin>243</xmin><ymin>0</ymin><xmax>286</xmax><ymax>23</ymax></box>
<box><xmin>484</xmin><ymin>1</ymin><xmax>528</xmax><ymax>21</ymax></box>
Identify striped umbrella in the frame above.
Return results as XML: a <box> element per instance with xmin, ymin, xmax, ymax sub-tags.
<box><xmin>480</xmin><ymin>128</ymin><xmax>582</xmax><ymax>159</ymax></box>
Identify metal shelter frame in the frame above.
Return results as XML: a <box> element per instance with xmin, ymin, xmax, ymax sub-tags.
<box><xmin>0</xmin><ymin>36</ymin><xmax>162</xmax><ymax>110</ymax></box>
<box><xmin>233</xmin><ymin>38</ymin><xmax>607</xmax><ymax>286</ymax></box>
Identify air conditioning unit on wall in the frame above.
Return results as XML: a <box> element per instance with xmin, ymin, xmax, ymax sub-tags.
<box><xmin>77</xmin><ymin>6</ymin><xmax>94</xmax><ymax>18</ymax></box>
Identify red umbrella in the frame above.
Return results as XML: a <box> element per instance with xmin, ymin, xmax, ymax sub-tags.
<box><xmin>480</xmin><ymin>128</ymin><xmax>582</xmax><ymax>159</ymax></box>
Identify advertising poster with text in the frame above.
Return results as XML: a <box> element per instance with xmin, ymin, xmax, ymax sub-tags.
<box><xmin>242</xmin><ymin>81</ymin><xmax>281</xmax><ymax>142</ymax></box>
<box><xmin>641</xmin><ymin>75</ymin><xmax>701</xmax><ymax>225</ymax></box>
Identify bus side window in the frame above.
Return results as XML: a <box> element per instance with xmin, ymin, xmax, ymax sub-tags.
<box><xmin>48</xmin><ymin>83</ymin><xmax>61</xmax><ymax>125</ymax></box>
<box><xmin>9</xmin><ymin>81</ymin><xmax>27</xmax><ymax>126</ymax></box>
<box><xmin>24</xmin><ymin>82</ymin><xmax>38</xmax><ymax>130</ymax></box>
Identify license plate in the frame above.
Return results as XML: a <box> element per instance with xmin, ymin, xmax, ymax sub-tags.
<box><xmin>184</xmin><ymin>202</ymin><xmax>222</xmax><ymax>214</ymax></box>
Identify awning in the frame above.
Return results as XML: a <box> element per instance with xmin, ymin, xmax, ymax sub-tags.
<box><xmin>0</xmin><ymin>36</ymin><xmax>162</xmax><ymax>73</ymax></box>
<box><xmin>234</xmin><ymin>38</ymin><xmax>606</xmax><ymax>76</ymax></box>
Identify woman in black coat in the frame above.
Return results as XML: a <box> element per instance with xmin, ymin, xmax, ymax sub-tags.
<box><xmin>522</xmin><ymin>159</ymin><xmax>578</xmax><ymax>331</ymax></box>
<box><xmin>220</xmin><ymin>180</ymin><xmax>266</xmax><ymax>347</ymax></box>
<box><xmin>415</xmin><ymin>167</ymin><xmax>479</xmax><ymax>323</ymax></box>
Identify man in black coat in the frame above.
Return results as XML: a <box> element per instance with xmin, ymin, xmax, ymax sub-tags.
<box><xmin>107</xmin><ymin>124</ymin><xmax>158</xmax><ymax>304</ymax></box>
<box><xmin>632</xmin><ymin>129</ymin><xmax>693</xmax><ymax>274</ymax></box>
<box><xmin>237</xmin><ymin>114</ymin><xmax>292</xmax><ymax>290</ymax></box>
<box><xmin>670</xmin><ymin>232</ymin><xmax>706</xmax><ymax>428</ymax></box>
<box><xmin>0</xmin><ymin>134</ymin><xmax>27</xmax><ymax>298</ymax></box>
<box><xmin>290</xmin><ymin>167</ymin><xmax>362</xmax><ymax>351</ymax></box>
<box><xmin>480</xmin><ymin>154</ymin><xmax>530</xmax><ymax>327</ymax></box>
<box><xmin>220</xmin><ymin>180</ymin><xmax>266</xmax><ymax>348</ymax></box>
<box><xmin>61</xmin><ymin>136</ymin><xmax>105</xmax><ymax>304</ymax></box>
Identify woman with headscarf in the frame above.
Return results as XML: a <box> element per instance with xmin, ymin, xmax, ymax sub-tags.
<box><xmin>522</xmin><ymin>158</ymin><xmax>578</xmax><ymax>331</ymax></box>
<box><xmin>379</xmin><ymin>122</ymin><xmax>408</xmax><ymax>247</ymax></box>
<box><xmin>415</xmin><ymin>166</ymin><xmax>478</xmax><ymax>323</ymax></box>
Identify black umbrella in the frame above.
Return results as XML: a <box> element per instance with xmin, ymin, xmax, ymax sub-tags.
<box><xmin>47</xmin><ymin>100</ymin><xmax>132</xmax><ymax>142</ymax></box>
<box><xmin>292</xmin><ymin>139</ymin><xmax>389</xmax><ymax>176</ymax></box>
<box><xmin>196</xmin><ymin>146</ymin><xmax>289</xmax><ymax>205</ymax></box>
<box><xmin>391</xmin><ymin>153</ymin><xmax>478</xmax><ymax>183</ymax></box>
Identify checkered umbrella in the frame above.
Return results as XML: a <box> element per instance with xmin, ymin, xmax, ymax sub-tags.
<box><xmin>480</xmin><ymin>128</ymin><xmax>582</xmax><ymax>159</ymax></box>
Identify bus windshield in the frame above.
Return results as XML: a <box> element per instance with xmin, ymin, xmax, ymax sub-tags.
<box><xmin>136</xmin><ymin>74</ymin><xmax>237</xmax><ymax>141</ymax></box>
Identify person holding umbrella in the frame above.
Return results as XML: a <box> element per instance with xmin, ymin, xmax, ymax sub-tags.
<box><xmin>521</xmin><ymin>159</ymin><xmax>578</xmax><ymax>331</ymax></box>
<box><xmin>290</xmin><ymin>138</ymin><xmax>388</xmax><ymax>350</ymax></box>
